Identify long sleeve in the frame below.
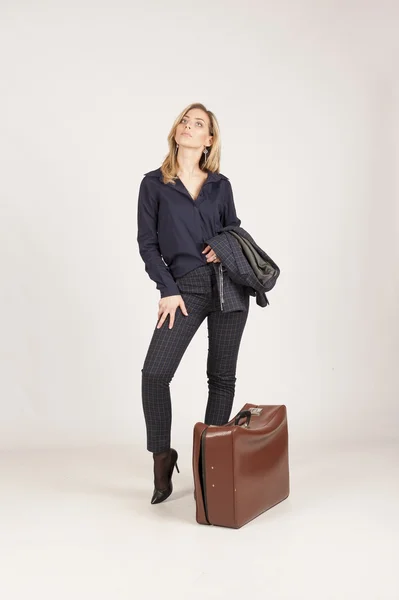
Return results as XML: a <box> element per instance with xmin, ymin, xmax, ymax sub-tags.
<box><xmin>222</xmin><ymin>179</ymin><xmax>241</xmax><ymax>227</ymax></box>
<box><xmin>137</xmin><ymin>177</ymin><xmax>181</xmax><ymax>298</ymax></box>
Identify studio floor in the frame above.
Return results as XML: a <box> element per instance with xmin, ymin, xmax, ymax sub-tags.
<box><xmin>1</xmin><ymin>442</ymin><xmax>398</xmax><ymax>599</ymax></box>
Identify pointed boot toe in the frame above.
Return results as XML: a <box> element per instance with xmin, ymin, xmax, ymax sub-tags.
<box><xmin>150</xmin><ymin>483</ymin><xmax>173</xmax><ymax>505</ymax></box>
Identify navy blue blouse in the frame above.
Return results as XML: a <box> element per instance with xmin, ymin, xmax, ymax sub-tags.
<box><xmin>137</xmin><ymin>167</ymin><xmax>241</xmax><ymax>298</ymax></box>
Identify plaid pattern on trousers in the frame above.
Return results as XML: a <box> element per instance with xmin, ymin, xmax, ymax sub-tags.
<box><xmin>141</xmin><ymin>262</ymin><xmax>250</xmax><ymax>453</ymax></box>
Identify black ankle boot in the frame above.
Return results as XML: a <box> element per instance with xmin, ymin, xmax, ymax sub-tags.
<box><xmin>151</xmin><ymin>448</ymin><xmax>180</xmax><ymax>505</ymax></box>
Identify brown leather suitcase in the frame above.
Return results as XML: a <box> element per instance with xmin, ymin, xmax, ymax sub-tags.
<box><xmin>192</xmin><ymin>403</ymin><xmax>289</xmax><ymax>528</ymax></box>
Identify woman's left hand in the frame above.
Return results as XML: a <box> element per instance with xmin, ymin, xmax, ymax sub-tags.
<box><xmin>202</xmin><ymin>245</ymin><xmax>221</xmax><ymax>263</ymax></box>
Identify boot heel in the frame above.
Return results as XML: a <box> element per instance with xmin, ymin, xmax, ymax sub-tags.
<box><xmin>175</xmin><ymin>463</ymin><xmax>180</xmax><ymax>474</ymax></box>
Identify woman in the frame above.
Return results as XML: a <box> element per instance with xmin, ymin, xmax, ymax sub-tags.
<box><xmin>137</xmin><ymin>102</ymin><xmax>250</xmax><ymax>504</ymax></box>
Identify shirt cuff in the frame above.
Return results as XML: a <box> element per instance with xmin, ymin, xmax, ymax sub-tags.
<box><xmin>160</xmin><ymin>282</ymin><xmax>181</xmax><ymax>298</ymax></box>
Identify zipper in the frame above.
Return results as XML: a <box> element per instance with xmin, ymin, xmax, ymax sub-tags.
<box><xmin>200</xmin><ymin>428</ymin><xmax>211</xmax><ymax>524</ymax></box>
<box><xmin>219</xmin><ymin>262</ymin><xmax>224</xmax><ymax>311</ymax></box>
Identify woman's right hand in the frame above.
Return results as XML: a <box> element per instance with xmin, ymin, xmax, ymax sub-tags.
<box><xmin>157</xmin><ymin>295</ymin><xmax>188</xmax><ymax>329</ymax></box>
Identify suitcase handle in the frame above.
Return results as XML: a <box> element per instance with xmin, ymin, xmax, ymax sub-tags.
<box><xmin>234</xmin><ymin>410</ymin><xmax>252</xmax><ymax>427</ymax></box>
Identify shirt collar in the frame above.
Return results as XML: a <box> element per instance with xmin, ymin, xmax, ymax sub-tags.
<box><xmin>144</xmin><ymin>167</ymin><xmax>228</xmax><ymax>183</ymax></box>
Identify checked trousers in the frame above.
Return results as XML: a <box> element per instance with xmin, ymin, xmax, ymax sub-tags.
<box><xmin>141</xmin><ymin>263</ymin><xmax>250</xmax><ymax>453</ymax></box>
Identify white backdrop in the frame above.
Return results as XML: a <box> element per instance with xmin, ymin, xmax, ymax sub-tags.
<box><xmin>1</xmin><ymin>0</ymin><xmax>398</xmax><ymax>450</ymax></box>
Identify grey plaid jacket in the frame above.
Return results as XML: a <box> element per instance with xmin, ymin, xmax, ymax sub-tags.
<box><xmin>206</xmin><ymin>225</ymin><xmax>280</xmax><ymax>312</ymax></box>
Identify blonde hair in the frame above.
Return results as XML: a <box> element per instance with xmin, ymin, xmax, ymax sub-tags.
<box><xmin>160</xmin><ymin>102</ymin><xmax>221</xmax><ymax>185</ymax></box>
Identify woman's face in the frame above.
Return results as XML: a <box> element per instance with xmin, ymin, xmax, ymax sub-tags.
<box><xmin>175</xmin><ymin>108</ymin><xmax>213</xmax><ymax>151</ymax></box>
